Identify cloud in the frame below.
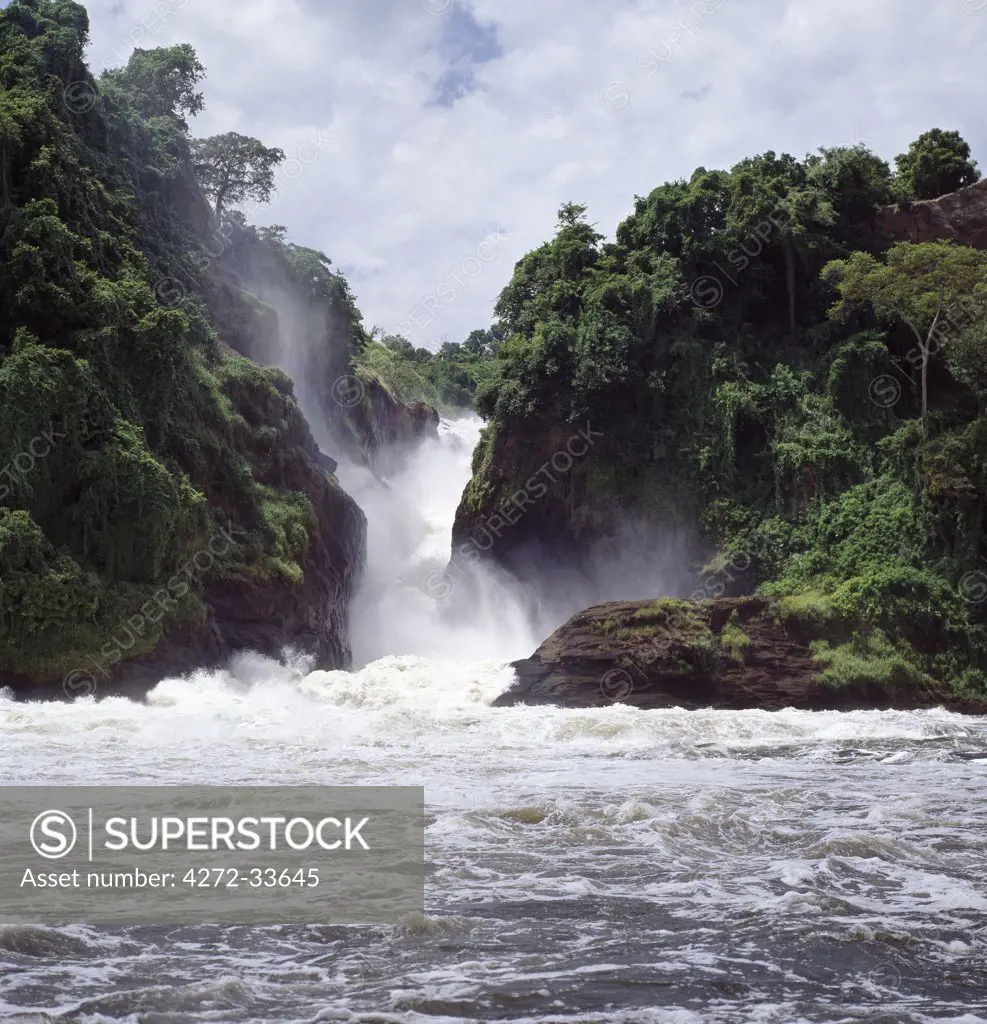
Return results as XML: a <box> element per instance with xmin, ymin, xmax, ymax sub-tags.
<box><xmin>77</xmin><ymin>0</ymin><xmax>987</xmax><ymax>348</ymax></box>
<box><xmin>428</xmin><ymin>3</ymin><xmax>501</xmax><ymax>107</ymax></box>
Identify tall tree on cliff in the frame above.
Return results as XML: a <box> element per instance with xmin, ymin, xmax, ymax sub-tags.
<box><xmin>192</xmin><ymin>132</ymin><xmax>285</xmax><ymax>220</ymax></box>
<box><xmin>895</xmin><ymin>129</ymin><xmax>981</xmax><ymax>200</ymax></box>
<box><xmin>824</xmin><ymin>241</ymin><xmax>987</xmax><ymax>434</ymax></box>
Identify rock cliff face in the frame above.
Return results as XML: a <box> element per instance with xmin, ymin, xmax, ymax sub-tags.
<box><xmin>450</xmin><ymin>419</ymin><xmax>611</xmax><ymax>578</ymax></box>
<box><xmin>204</xmin><ymin>242</ymin><xmax>439</xmax><ymax>477</ymax></box>
<box><xmin>101</xmin><ymin>463</ymin><xmax>366</xmax><ymax>698</ymax></box>
<box><xmin>877</xmin><ymin>179</ymin><xmax>987</xmax><ymax>249</ymax></box>
<box><xmin>2</xmin><ymin>356</ymin><xmax>366</xmax><ymax>700</ymax></box>
<box><xmin>335</xmin><ymin>370</ymin><xmax>439</xmax><ymax>477</ymax></box>
<box><xmin>496</xmin><ymin>596</ymin><xmax>987</xmax><ymax>713</ymax></box>
<box><xmin>177</xmin><ymin>362</ymin><xmax>367</xmax><ymax>683</ymax></box>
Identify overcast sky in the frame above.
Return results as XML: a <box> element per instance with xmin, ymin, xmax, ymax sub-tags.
<box><xmin>49</xmin><ymin>0</ymin><xmax>987</xmax><ymax>346</ymax></box>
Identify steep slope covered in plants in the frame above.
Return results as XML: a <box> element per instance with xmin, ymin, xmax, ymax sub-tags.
<box><xmin>204</xmin><ymin>224</ymin><xmax>440</xmax><ymax>475</ymax></box>
<box><xmin>355</xmin><ymin>328</ymin><xmax>503</xmax><ymax>413</ymax></box>
<box><xmin>0</xmin><ymin>0</ymin><xmax>370</xmax><ymax>694</ymax></box>
<box><xmin>455</xmin><ymin>140</ymin><xmax>987</xmax><ymax>696</ymax></box>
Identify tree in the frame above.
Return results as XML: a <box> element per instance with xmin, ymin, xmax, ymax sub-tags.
<box><xmin>771</xmin><ymin>185</ymin><xmax>835</xmax><ymax>334</ymax></box>
<box><xmin>823</xmin><ymin>241</ymin><xmax>987</xmax><ymax>433</ymax></box>
<box><xmin>726</xmin><ymin>152</ymin><xmax>834</xmax><ymax>334</ymax></box>
<box><xmin>495</xmin><ymin>202</ymin><xmax>602</xmax><ymax>338</ymax></box>
<box><xmin>191</xmin><ymin>132</ymin><xmax>285</xmax><ymax>219</ymax></box>
<box><xmin>805</xmin><ymin>144</ymin><xmax>894</xmax><ymax>249</ymax></box>
<box><xmin>895</xmin><ymin>129</ymin><xmax>980</xmax><ymax>200</ymax></box>
<box><xmin>101</xmin><ymin>44</ymin><xmax>204</xmax><ymax>125</ymax></box>
<box><xmin>462</xmin><ymin>325</ymin><xmax>506</xmax><ymax>357</ymax></box>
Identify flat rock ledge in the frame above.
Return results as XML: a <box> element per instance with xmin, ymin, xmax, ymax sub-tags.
<box><xmin>495</xmin><ymin>596</ymin><xmax>987</xmax><ymax>713</ymax></box>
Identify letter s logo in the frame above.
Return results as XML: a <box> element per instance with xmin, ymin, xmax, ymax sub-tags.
<box><xmin>30</xmin><ymin>810</ymin><xmax>77</xmax><ymax>859</ymax></box>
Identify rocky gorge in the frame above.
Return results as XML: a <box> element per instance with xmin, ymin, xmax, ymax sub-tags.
<box><xmin>2</xmin><ymin>1</ymin><xmax>986</xmax><ymax>714</ymax></box>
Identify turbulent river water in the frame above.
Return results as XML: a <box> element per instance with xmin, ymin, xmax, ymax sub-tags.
<box><xmin>2</xmin><ymin>418</ymin><xmax>987</xmax><ymax>1023</ymax></box>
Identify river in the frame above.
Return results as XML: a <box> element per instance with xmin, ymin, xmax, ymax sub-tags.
<box><xmin>2</xmin><ymin>418</ymin><xmax>986</xmax><ymax>1023</ymax></box>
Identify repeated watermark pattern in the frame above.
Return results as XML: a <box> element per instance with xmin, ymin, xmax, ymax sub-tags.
<box><xmin>599</xmin><ymin>0</ymin><xmax>727</xmax><ymax>114</ymax></box>
<box><xmin>62</xmin><ymin>80</ymin><xmax>97</xmax><ymax>115</ymax></box>
<box><xmin>395</xmin><ymin>230</ymin><xmax>510</xmax><ymax>340</ymax></box>
<box><xmin>599</xmin><ymin>667</ymin><xmax>635</xmax><ymax>702</ymax></box>
<box><xmin>61</xmin><ymin>522</ymin><xmax>247</xmax><ymax>698</ymax></box>
<box><xmin>959</xmin><ymin>562</ymin><xmax>987</xmax><ymax>603</ymax></box>
<box><xmin>422</xmin><ymin>423</ymin><xmax>603</xmax><ymax>602</ymax></box>
<box><xmin>0</xmin><ymin>423</ymin><xmax>69</xmax><ymax>503</ymax></box>
<box><xmin>330</xmin><ymin>374</ymin><xmax>366</xmax><ymax>410</ymax></box>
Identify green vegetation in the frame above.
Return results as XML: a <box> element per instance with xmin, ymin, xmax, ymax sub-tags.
<box><xmin>719</xmin><ymin>620</ymin><xmax>751</xmax><ymax>663</ymax></box>
<box><xmin>596</xmin><ymin>599</ymin><xmax>721</xmax><ymax>675</ymax></box>
<box><xmin>631</xmin><ymin>598</ymin><xmax>704</xmax><ymax>629</ymax></box>
<box><xmin>774</xmin><ymin>592</ymin><xmax>843</xmax><ymax>630</ymax></box>
<box><xmin>355</xmin><ymin>328</ymin><xmax>502</xmax><ymax>411</ymax></box>
<box><xmin>467</xmin><ymin>132</ymin><xmax>987</xmax><ymax>695</ymax></box>
<box><xmin>894</xmin><ymin>129</ymin><xmax>980</xmax><ymax>201</ymax></box>
<box><xmin>0</xmin><ymin>1</ymin><xmax>362</xmax><ymax>682</ymax></box>
<box><xmin>2</xmin><ymin>0</ymin><xmax>984</xmax><ymax>700</ymax></box>
<box><xmin>810</xmin><ymin>634</ymin><xmax>934</xmax><ymax>691</ymax></box>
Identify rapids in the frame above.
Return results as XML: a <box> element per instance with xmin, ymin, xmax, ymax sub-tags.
<box><xmin>1</xmin><ymin>417</ymin><xmax>986</xmax><ymax>1022</ymax></box>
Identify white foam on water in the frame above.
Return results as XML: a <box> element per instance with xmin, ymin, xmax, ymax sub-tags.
<box><xmin>3</xmin><ymin>415</ymin><xmax>987</xmax><ymax>1022</ymax></box>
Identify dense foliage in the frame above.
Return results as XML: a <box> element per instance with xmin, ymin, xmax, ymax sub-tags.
<box><xmin>356</xmin><ymin>327</ymin><xmax>502</xmax><ymax>411</ymax></box>
<box><xmin>470</xmin><ymin>136</ymin><xmax>987</xmax><ymax>693</ymax></box>
<box><xmin>0</xmin><ymin>0</ymin><xmax>353</xmax><ymax>682</ymax></box>
<box><xmin>894</xmin><ymin>129</ymin><xmax>980</xmax><ymax>201</ymax></box>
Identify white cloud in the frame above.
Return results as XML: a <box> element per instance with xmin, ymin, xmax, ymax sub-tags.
<box><xmin>80</xmin><ymin>0</ymin><xmax>987</xmax><ymax>348</ymax></box>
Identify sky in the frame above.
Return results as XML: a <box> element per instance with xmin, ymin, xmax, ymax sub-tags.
<box><xmin>46</xmin><ymin>0</ymin><xmax>987</xmax><ymax>347</ymax></box>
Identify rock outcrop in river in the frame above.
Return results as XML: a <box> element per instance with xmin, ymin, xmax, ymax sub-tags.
<box><xmin>497</xmin><ymin>596</ymin><xmax>987</xmax><ymax>713</ymax></box>
<box><xmin>450</xmin><ymin>161</ymin><xmax>987</xmax><ymax>699</ymax></box>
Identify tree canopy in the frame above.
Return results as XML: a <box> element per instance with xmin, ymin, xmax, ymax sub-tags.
<box><xmin>464</xmin><ymin>136</ymin><xmax>987</xmax><ymax>694</ymax></box>
<box><xmin>101</xmin><ymin>44</ymin><xmax>204</xmax><ymax>125</ymax></box>
<box><xmin>192</xmin><ymin>131</ymin><xmax>285</xmax><ymax>218</ymax></box>
<box><xmin>895</xmin><ymin>128</ymin><xmax>980</xmax><ymax>200</ymax></box>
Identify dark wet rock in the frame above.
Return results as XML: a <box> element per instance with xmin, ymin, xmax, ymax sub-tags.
<box><xmin>496</xmin><ymin>596</ymin><xmax>987</xmax><ymax>713</ymax></box>
<box><xmin>337</xmin><ymin>371</ymin><xmax>440</xmax><ymax>476</ymax></box>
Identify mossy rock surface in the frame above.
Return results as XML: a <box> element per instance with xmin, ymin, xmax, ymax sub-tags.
<box><xmin>496</xmin><ymin>596</ymin><xmax>987</xmax><ymax>713</ymax></box>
